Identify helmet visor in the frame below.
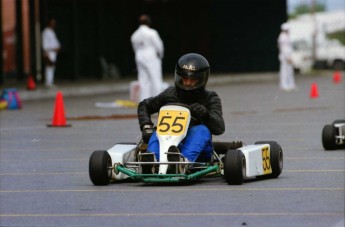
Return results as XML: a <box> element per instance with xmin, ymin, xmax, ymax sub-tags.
<box><xmin>175</xmin><ymin>71</ymin><xmax>207</xmax><ymax>90</ymax></box>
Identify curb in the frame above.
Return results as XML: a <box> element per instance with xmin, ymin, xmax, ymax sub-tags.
<box><xmin>13</xmin><ymin>72</ymin><xmax>278</xmax><ymax>101</ymax></box>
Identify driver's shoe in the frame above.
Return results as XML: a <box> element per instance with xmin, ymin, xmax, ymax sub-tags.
<box><xmin>140</xmin><ymin>152</ymin><xmax>155</xmax><ymax>174</ymax></box>
<box><xmin>167</xmin><ymin>146</ymin><xmax>180</xmax><ymax>174</ymax></box>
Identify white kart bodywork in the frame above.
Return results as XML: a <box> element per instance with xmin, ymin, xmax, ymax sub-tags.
<box><xmin>334</xmin><ymin>123</ymin><xmax>345</xmax><ymax>145</ymax></box>
<box><xmin>238</xmin><ymin>144</ymin><xmax>272</xmax><ymax>178</ymax></box>
<box><xmin>107</xmin><ymin>143</ymin><xmax>136</xmax><ymax>180</ymax></box>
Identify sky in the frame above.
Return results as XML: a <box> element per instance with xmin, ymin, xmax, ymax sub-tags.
<box><xmin>288</xmin><ymin>0</ymin><xmax>345</xmax><ymax>13</ymax></box>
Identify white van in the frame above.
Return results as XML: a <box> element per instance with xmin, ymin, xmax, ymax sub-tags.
<box><xmin>291</xmin><ymin>38</ymin><xmax>345</xmax><ymax>72</ymax></box>
<box><xmin>291</xmin><ymin>39</ymin><xmax>313</xmax><ymax>73</ymax></box>
<box><xmin>316</xmin><ymin>39</ymin><xmax>345</xmax><ymax>70</ymax></box>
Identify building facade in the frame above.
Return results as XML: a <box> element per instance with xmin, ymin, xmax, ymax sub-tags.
<box><xmin>0</xmin><ymin>0</ymin><xmax>287</xmax><ymax>84</ymax></box>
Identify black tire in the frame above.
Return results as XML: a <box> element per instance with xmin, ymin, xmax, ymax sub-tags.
<box><xmin>332</xmin><ymin>120</ymin><xmax>345</xmax><ymax>124</ymax></box>
<box><xmin>322</xmin><ymin>125</ymin><xmax>337</xmax><ymax>150</ymax></box>
<box><xmin>89</xmin><ymin>150</ymin><xmax>112</xmax><ymax>185</ymax></box>
<box><xmin>224</xmin><ymin>150</ymin><xmax>245</xmax><ymax>185</ymax></box>
<box><xmin>213</xmin><ymin>142</ymin><xmax>231</xmax><ymax>154</ymax></box>
<box><xmin>213</xmin><ymin>141</ymin><xmax>243</xmax><ymax>154</ymax></box>
<box><xmin>255</xmin><ymin>141</ymin><xmax>283</xmax><ymax>178</ymax></box>
<box><xmin>333</xmin><ymin>60</ymin><xmax>345</xmax><ymax>70</ymax></box>
<box><xmin>332</xmin><ymin>120</ymin><xmax>345</xmax><ymax>149</ymax></box>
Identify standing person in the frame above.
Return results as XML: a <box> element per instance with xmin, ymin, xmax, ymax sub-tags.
<box><xmin>278</xmin><ymin>23</ymin><xmax>296</xmax><ymax>91</ymax></box>
<box><xmin>137</xmin><ymin>53</ymin><xmax>225</xmax><ymax>173</ymax></box>
<box><xmin>131</xmin><ymin>14</ymin><xmax>164</xmax><ymax>101</ymax></box>
<box><xmin>42</xmin><ymin>18</ymin><xmax>61</xmax><ymax>88</ymax></box>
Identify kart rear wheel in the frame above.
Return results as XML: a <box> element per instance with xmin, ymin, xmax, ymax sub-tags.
<box><xmin>213</xmin><ymin>141</ymin><xmax>243</xmax><ymax>154</ymax></box>
<box><xmin>322</xmin><ymin>125</ymin><xmax>337</xmax><ymax>150</ymax></box>
<box><xmin>224</xmin><ymin>150</ymin><xmax>245</xmax><ymax>185</ymax></box>
<box><xmin>89</xmin><ymin>150</ymin><xmax>112</xmax><ymax>185</ymax></box>
<box><xmin>255</xmin><ymin>141</ymin><xmax>283</xmax><ymax>178</ymax></box>
<box><xmin>333</xmin><ymin>120</ymin><xmax>345</xmax><ymax>124</ymax></box>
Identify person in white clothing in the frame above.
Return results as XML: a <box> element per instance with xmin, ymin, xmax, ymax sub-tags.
<box><xmin>131</xmin><ymin>14</ymin><xmax>164</xmax><ymax>101</ymax></box>
<box><xmin>278</xmin><ymin>23</ymin><xmax>296</xmax><ymax>91</ymax></box>
<box><xmin>42</xmin><ymin>18</ymin><xmax>61</xmax><ymax>87</ymax></box>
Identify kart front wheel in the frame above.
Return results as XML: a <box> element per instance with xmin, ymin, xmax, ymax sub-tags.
<box><xmin>322</xmin><ymin>125</ymin><xmax>337</xmax><ymax>150</ymax></box>
<box><xmin>224</xmin><ymin>149</ymin><xmax>245</xmax><ymax>185</ymax></box>
<box><xmin>89</xmin><ymin>150</ymin><xmax>112</xmax><ymax>185</ymax></box>
<box><xmin>255</xmin><ymin>141</ymin><xmax>283</xmax><ymax>178</ymax></box>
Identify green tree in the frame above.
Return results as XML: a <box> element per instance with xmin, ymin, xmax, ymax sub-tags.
<box><xmin>289</xmin><ymin>2</ymin><xmax>325</xmax><ymax>19</ymax></box>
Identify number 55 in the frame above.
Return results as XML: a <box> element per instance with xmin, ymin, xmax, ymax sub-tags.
<box><xmin>158</xmin><ymin>116</ymin><xmax>186</xmax><ymax>134</ymax></box>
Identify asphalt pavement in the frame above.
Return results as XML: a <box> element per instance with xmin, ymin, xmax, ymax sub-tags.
<box><xmin>0</xmin><ymin>70</ymin><xmax>344</xmax><ymax>227</ymax></box>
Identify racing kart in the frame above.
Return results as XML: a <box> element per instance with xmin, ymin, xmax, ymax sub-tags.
<box><xmin>322</xmin><ymin>119</ymin><xmax>345</xmax><ymax>150</ymax></box>
<box><xmin>89</xmin><ymin>104</ymin><xmax>283</xmax><ymax>185</ymax></box>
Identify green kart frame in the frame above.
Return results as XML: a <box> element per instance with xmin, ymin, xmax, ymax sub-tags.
<box><xmin>114</xmin><ymin>162</ymin><xmax>220</xmax><ymax>183</ymax></box>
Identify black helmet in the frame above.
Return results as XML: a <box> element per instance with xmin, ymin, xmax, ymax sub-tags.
<box><xmin>175</xmin><ymin>53</ymin><xmax>210</xmax><ymax>91</ymax></box>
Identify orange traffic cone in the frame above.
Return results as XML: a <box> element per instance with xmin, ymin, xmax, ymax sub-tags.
<box><xmin>47</xmin><ymin>91</ymin><xmax>71</xmax><ymax>127</ymax></box>
<box><xmin>27</xmin><ymin>74</ymin><xmax>36</xmax><ymax>90</ymax></box>
<box><xmin>310</xmin><ymin>82</ymin><xmax>319</xmax><ymax>99</ymax></box>
<box><xmin>333</xmin><ymin>71</ymin><xmax>342</xmax><ymax>84</ymax></box>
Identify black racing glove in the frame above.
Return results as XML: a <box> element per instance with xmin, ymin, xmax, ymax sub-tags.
<box><xmin>142</xmin><ymin>124</ymin><xmax>155</xmax><ymax>144</ymax></box>
<box><xmin>190</xmin><ymin>103</ymin><xmax>210</xmax><ymax>122</ymax></box>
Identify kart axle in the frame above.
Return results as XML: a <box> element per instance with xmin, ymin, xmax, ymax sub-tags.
<box><xmin>115</xmin><ymin>164</ymin><xmax>220</xmax><ymax>183</ymax></box>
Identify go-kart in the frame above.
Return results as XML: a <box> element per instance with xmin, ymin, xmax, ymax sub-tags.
<box><xmin>89</xmin><ymin>104</ymin><xmax>283</xmax><ymax>185</ymax></box>
<box><xmin>322</xmin><ymin>119</ymin><xmax>345</xmax><ymax>150</ymax></box>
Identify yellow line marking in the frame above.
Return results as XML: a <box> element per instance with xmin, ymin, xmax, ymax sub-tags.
<box><xmin>0</xmin><ymin>188</ymin><xmax>344</xmax><ymax>193</ymax></box>
<box><xmin>0</xmin><ymin>212</ymin><xmax>343</xmax><ymax>217</ymax></box>
<box><xmin>285</xmin><ymin>170</ymin><xmax>345</xmax><ymax>172</ymax></box>
<box><xmin>0</xmin><ymin>158</ymin><xmax>87</xmax><ymax>162</ymax></box>
<box><xmin>286</xmin><ymin>157</ymin><xmax>345</xmax><ymax>160</ymax></box>
<box><xmin>0</xmin><ymin>172</ymin><xmax>87</xmax><ymax>176</ymax></box>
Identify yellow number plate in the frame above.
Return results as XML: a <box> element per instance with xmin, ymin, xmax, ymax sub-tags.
<box><xmin>157</xmin><ymin>110</ymin><xmax>189</xmax><ymax>136</ymax></box>
<box><xmin>262</xmin><ymin>146</ymin><xmax>272</xmax><ymax>174</ymax></box>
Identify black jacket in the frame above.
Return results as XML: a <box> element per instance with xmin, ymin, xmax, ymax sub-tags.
<box><xmin>137</xmin><ymin>86</ymin><xmax>225</xmax><ymax>135</ymax></box>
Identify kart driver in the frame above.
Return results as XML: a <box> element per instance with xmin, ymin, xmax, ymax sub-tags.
<box><xmin>137</xmin><ymin>53</ymin><xmax>225</xmax><ymax>167</ymax></box>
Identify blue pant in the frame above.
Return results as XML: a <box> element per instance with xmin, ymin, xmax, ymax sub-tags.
<box><xmin>147</xmin><ymin>125</ymin><xmax>213</xmax><ymax>162</ymax></box>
